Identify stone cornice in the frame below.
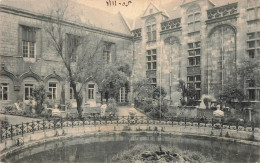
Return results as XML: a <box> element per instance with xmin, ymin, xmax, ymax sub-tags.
<box><xmin>0</xmin><ymin>5</ymin><xmax>133</xmax><ymax>40</ymax></box>
<box><xmin>206</xmin><ymin>2</ymin><xmax>239</xmax><ymax>24</ymax></box>
<box><xmin>160</xmin><ymin>27</ymin><xmax>182</xmax><ymax>35</ymax></box>
<box><xmin>206</xmin><ymin>13</ymin><xmax>239</xmax><ymax>24</ymax></box>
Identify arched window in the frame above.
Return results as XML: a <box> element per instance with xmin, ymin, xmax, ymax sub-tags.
<box><xmin>145</xmin><ymin>17</ymin><xmax>156</xmax><ymax>42</ymax></box>
<box><xmin>186</xmin><ymin>5</ymin><xmax>201</xmax><ymax>33</ymax></box>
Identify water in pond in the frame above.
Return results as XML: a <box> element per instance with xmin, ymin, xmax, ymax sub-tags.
<box><xmin>2</xmin><ymin>134</ymin><xmax>260</xmax><ymax>163</ymax></box>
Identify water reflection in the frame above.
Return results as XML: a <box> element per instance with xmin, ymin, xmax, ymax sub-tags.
<box><xmin>3</xmin><ymin>134</ymin><xmax>260</xmax><ymax>163</ymax></box>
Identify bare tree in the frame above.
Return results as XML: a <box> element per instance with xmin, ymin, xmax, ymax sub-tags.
<box><xmin>42</xmin><ymin>0</ymin><xmax>104</xmax><ymax>118</ymax></box>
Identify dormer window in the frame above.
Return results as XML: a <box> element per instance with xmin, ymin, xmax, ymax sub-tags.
<box><xmin>145</xmin><ymin>17</ymin><xmax>156</xmax><ymax>42</ymax></box>
<box><xmin>186</xmin><ymin>5</ymin><xmax>201</xmax><ymax>33</ymax></box>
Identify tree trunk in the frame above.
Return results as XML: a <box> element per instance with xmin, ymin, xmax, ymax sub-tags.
<box><xmin>71</xmin><ymin>82</ymin><xmax>83</xmax><ymax>119</ymax></box>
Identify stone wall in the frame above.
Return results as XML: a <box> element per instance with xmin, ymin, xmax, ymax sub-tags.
<box><xmin>0</xmin><ymin>7</ymin><xmax>133</xmax><ymax>106</ymax></box>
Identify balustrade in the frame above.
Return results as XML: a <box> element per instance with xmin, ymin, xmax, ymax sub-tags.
<box><xmin>0</xmin><ymin>116</ymin><xmax>258</xmax><ymax>143</ymax></box>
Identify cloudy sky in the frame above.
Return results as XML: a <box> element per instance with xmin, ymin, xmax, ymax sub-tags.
<box><xmin>75</xmin><ymin>0</ymin><xmax>174</xmax><ymax>18</ymax></box>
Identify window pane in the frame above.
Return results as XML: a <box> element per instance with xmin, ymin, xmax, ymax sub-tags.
<box><xmin>194</xmin><ymin>21</ymin><xmax>200</xmax><ymax>31</ymax></box>
<box><xmin>152</xmin><ymin>55</ymin><xmax>156</xmax><ymax>60</ymax></box>
<box><xmin>152</xmin><ymin>31</ymin><xmax>156</xmax><ymax>40</ymax></box>
<box><xmin>23</xmin><ymin>41</ymin><xmax>28</xmax><ymax>57</ymax></box>
<box><xmin>147</xmin><ymin>50</ymin><xmax>151</xmax><ymax>55</ymax></box>
<box><xmin>195</xmin><ymin>57</ymin><xmax>200</xmax><ymax>65</ymax></box>
<box><xmin>29</xmin><ymin>42</ymin><xmax>35</xmax><ymax>58</ymax></box>
<box><xmin>189</xmin><ymin>58</ymin><xmax>194</xmax><ymax>65</ymax></box>
<box><xmin>152</xmin><ymin>49</ymin><xmax>157</xmax><ymax>54</ymax></box>
<box><xmin>25</xmin><ymin>88</ymin><xmax>29</xmax><ymax>100</ymax></box>
<box><xmin>188</xmin><ymin>43</ymin><xmax>193</xmax><ymax>49</ymax></box>
<box><xmin>147</xmin><ymin>56</ymin><xmax>151</xmax><ymax>61</ymax></box>
<box><xmin>248</xmin><ymin>41</ymin><xmax>255</xmax><ymax>48</ymax></box>
<box><xmin>188</xmin><ymin>15</ymin><xmax>193</xmax><ymax>23</ymax></box>
<box><xmin>147</xmin><ymin>32</ymin><xmax>151</xmax><ymax>41</ymax></box>
<box><xmin>147</xmin><ymin>63</ymin><xmax>151</xmax><ymax>70</ymax></box>
<box><xmin>195</xmin><ymin>49</ymin><xmax>200</xmax><ymax>55</ymax></box>
<box><xmin>194</xmin><ymin>13</ymin><xmax>200</xmax><ymax>21</ymax></box>
<box><xmin>247</xmin><ymin>32</ymin><xmax>255</xmax><ymax>40</ymax></box>
<box><xmin>189</xmin><ymin>50</ymin><xmax>195</xmax><ymax>56</ymax></box>
<box><xmin>187</xmin><ymin>76</ymin><xmax>194</xmax><ymax>81</ymax></box>
<box><xmin>248</xmin><ymin>9</ymin><xmax>255</xmax><ymax>20</ymax></box>
<box><xmin>152</xmin><ymin>62</ymin><xmax>156</xmax><ymax>69</ymax></box>
<box><xmin>152</xmin><ymin>24</ymin><xmax>156</xmax><ymax>31</ymax></box>
<box><xmin>195</xmin><ymin>75</ymin><xmax>201</xmax><ymax>81</ymax></box>
<box><xmin>195</xmin><ymin>42</ymin><xmax>200</xmax><ymax>48</ymax></box>
<box><xmin>249</xmin><ymin>89</ymin><xmax>255</xmax><ymax>100</ymax></box>
<box><xmin>147</xmin><ymin>26</ymin><xmax>151</xmax><ymax>32</ymax></box>
<box><xmin>248</xmin><ymin>50</ymin><xmax>255</xmax><ymax>58</ymax></box>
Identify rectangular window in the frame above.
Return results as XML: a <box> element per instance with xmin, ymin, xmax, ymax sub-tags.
<box><xmin>147</xmin><ymin>49</ymin><xmax>157</xmax><ymax>70</ymax></box>
<box><xmin>187</xmin><ymin>76</ymin><xmax>194</xmax><ymax>82</ymax></box>
<box><xmin>195</xmin><ymin>57</ymin><xmax>200</xmax><ymax>65</ymax></box>
<box><xmin>49</xmin><ymin>83</ymin><xmax>57</xmax><ymax>100</ymax></box>
<box><xmin>188</xmin><ymin>43</ymin><xmax>193</xmax><ymax>49</ymax></box>
<box><xmin>24</xmin><ymin>84</ymin><xmax>34</xmax><ymax>100</ymax></box>
<box><xmin>248</xmin><ymin>50</ymin><xmax>255</xmax><ymax>58</ymax></box>
<box><xmin>248</xmin><ymin>41</ymin><xmax>255</xmax><ymax>48</ymax></box>
<box><xmin>195</xmin><ymin>83</ymin><xmax>201</xmax><ymax>89</ymax></box>
<box><xmin>195</xmin><ymin>75</ymin><xmax>201</xmax><ymax>81</ymax></box>
<box><xmin>248</xmin><ymin>89</ymin><xmax>256</xmax><ymax>100</ymax></box>
<box><xmin>194</xmin><ymin>22</ymin><xmax>201</xmax><ymax>31</ymax></box>
<box><xmin>0</xmin><ymin>83</ymin><xmax>8</xmax><ymax>100</ymax></box>
<box><xmin>195</xmin><ymin>90</ymin><xmax>201</xmax><ymax>100</ymax></box>
<box><xmin>88</xmin><ymin>84</ymin><xmax>95</xmax><ymax>99</ymax></box>
<box><xmin>188</xmin><ymin>50</ymin><xmax>195</xmax><ymax>56</ymax></box>
<box><xmin>188</xmin><ymin>58</ymin><xmax>194</xmax><ymax>66</ymax></box>
<box><xmin>22</xmin><ymin>26</ymin><xmax>36</xmax><ymax>58</ymax></box>
<box><xmin>248</xmin><ymin>80</ymin><xmax>255</xmax><ymax>87</ymax></box>
<box><xmin>247</xmin><ymin>9</ymin><xmax>256</xmax><ymax>20</ymax></box>
<box><xmin>119</xmin><ymin>87</ymin><xmax>127</xmax><ymax>102</ymax></box>
<box><xmin>147</xmin><ymin>24</ymin><xmax>156</xmax><ymax>41</ymax></box>
<box><xmin>103</xmin><ymin>43</ymin><xmax>112</xmax><ymax>64</ymax></box>
<box><xmin>67</xmin><ymin>34</ymin><xmax>81</xmax><ymax>62</ymax></box>
<box><xmin>247</xmin><ymin>32</ymin><xmax>255</xmax><ymax>39</ymax></box>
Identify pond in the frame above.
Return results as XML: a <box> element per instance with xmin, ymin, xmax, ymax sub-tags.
<box><xmin>2</xmin><ymin>133</ymin><xmax>259</xmax><ymax>163</ymax></box>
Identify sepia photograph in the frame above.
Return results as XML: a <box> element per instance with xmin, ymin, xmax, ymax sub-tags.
<box><xmin>0</xmin><ymin>0</ymin><xmax>260</xmax><ymax>162</ymax></box>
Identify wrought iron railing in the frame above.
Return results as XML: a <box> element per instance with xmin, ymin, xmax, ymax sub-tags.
<box><xmin>1</xmin><ymin>116</ymin><xmax>259</xmax><ymax>142</ymax></box>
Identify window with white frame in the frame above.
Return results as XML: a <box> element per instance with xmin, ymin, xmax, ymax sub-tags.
<box><xmin>103</xmin><ymin>42</ymin><xmax>112</xmax><ymax>64</ymax></box>
<box><xmin>187</xmin><ymin>5</ymin><xmax>201</xmax><ymax>33</ymax></box>
<box><xmin>48</xmin><ymin>83</ymin><xmax>57</xmax><ymax>100</ymax></box>
<box><xmin>24</xmin><ymin>84</ymin><xmax>34</xmax><ymax>100</ymax></box>
<box><xmin>119</xmin><ymin>87</ymin><xmax>127</xmax><ymax>102</ymax></box>
<box><xmin>0</xmin><ymin>83</ymin><xmax>8</xmax><ymax>100</ymax></box>
<box><xmin>88</xmin><ymin>84</ymin><xmax>95</xmax><ymax>99</ymax></box>
<box><xmin>22</xmin><ymin>26</ymin><xmax>36</xmax><ymax>58</ymax></box>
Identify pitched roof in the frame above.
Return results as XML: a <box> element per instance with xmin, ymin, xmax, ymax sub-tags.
<box><xmin>131</xmin><ymin>0</ymin><xmax>239</xmax><ymax>30</ymax></box>
<box><xmin>0</xmin><ymin>0</ymin><xmax>132</xmax><ymax>35</ymax></box>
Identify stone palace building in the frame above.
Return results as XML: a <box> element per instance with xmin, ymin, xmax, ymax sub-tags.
<box><xmin>0</xmin><ymin>0</ymin><xmax>259</xmax><ymax>109</ymax></box>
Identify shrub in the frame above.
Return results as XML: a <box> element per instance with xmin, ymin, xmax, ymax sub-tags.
<box><xmin>106</xmin><ymin>98</ymin><xmax>118</xmax><ymax>115</ymax></box>
<box><xmin>32</xmin><ymin>85</ymin><xmax>48</xmax><ymax>115</ymax></box>
<box><xmin>1</xmin><ymin>116</ymin><xmax>9</xmax><ymax>128</ymax></box>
